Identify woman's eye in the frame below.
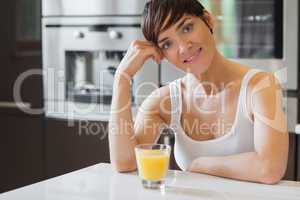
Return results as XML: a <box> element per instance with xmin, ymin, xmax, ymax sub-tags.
<box><xmin>161</xmin><ymin>41</ymin><xmax>172</xmax><ymax>50</ymax></box>
<box><xmin>182</xmin><ymin>23</ymin><xmax>193</xmax><ymax>33</ymax></box>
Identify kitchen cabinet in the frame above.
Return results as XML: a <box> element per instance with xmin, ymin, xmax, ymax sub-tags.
<box><xmin>0</xmin><ymin>115</ymin><xmax>44</xmax><ymax>193</ymax></box>
<box><xmin>0</xmin><ymin>0</ymin><xmax>42</xmax><ymax>109</ymax></box>
<box><xmin>296</xmin><ymin>2</ymin><xmax>300</xmax><ymax>181</ymax></box>
<box><xmin>0</xmin><ymin>0</ymin><xmax>44</xmax><ymax>193</ymax></box>
<box><xmin>285</xmin><ymin>134</ymin><xmax>297</xmax><ymax>181</ymax></box>
<box><xmin>0</xmin><ymin>53</ymin><xmax>44</xmax><ymax>193</ymax></box>
<box><xmin>296</xmin><ymin>135</ymin><xmax>300</xmax><ymax>181</ymax></box>
<box><xmin>45</xmin><ymin>118</ymin><xmax>110</xmax><ymax>179</ymax></box>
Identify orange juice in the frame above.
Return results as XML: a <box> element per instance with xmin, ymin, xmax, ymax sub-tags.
<box><xmin>136</xmin><ymin>149</ymin><xmax>170</xmax><ymax>181</ymax></box>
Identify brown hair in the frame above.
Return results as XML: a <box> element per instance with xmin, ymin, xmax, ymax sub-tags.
<box><xmin>142</xmin><ymin>0</ymin><xmax>210</xmax><ymax>46</ymax></box>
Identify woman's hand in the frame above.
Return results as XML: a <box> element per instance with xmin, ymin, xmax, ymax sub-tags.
<box><xmin>116</xmin><ymin>40</ymin><xmax>163</xmax><ymax>78</ymax></box>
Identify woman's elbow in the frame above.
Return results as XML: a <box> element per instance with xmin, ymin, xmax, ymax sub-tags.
<box><xmin>260</xmin><ymin>173</ymin><xmax>283</xmax><ymax>185</ymax></box>
<box><xmin>111</xmin><ymin>159</ymin><xmax>137</xmax><ymax>173</ymax></box>
<box><xmin>259</xmin><ymin>164</ymin><xmax>286</xmax><ymax>185</ymax></box>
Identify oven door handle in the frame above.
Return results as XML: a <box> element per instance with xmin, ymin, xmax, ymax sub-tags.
<box><xmin>0</xmin><ymin>101</ymin><xmax>31</xmax><ymax>109</ymax></box>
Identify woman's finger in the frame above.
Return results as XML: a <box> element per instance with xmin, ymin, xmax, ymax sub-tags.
<box><xmin>153</xmin><ymin>51</ymin><xmax>162</xmax><ymax>64</ymax></box>
<box><xmin>132</xmin><ymin>41</ymin><xmax>162</xmax><ymax>64</ymax></box>
<box><xmin>132</xmin><ymin>40</ymin><xmax>154</xmax><ymax>48</ymax></box>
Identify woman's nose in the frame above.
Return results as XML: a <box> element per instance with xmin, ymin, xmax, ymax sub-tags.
<box><xmin>178</xmin><ymin>39</ymin><xmax>192</xmax><ymax>55</ymax></box>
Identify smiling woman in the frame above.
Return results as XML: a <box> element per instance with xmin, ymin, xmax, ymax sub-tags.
<box><xmin>142</xmin><ymin>0</ymin><xmax>215</xmax><ymax>75</ymax></box>
<box><xmin>108</xmin><ymin>0</ymin><xmax>289</xmax><ymax>185</ymax></box>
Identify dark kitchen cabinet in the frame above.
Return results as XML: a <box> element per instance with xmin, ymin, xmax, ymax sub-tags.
<box><xmin>0</xmin><ymin>115</ymin><xmax>44</xmax><ymax>193</ymax></box>
<box><xmin>284</xmin><ymin>134</ymin><xmax>297</xmax><ymax>181</ymax></box>
<box><xmin>0</xmin><ymin>53</ymin><xmax>44</xmax><ymax>193</ymax></box>
<box><xmin>45</xmin><ymin>118</ymin><xmax>110</xmax><ymax>178</ymax></box>
<box><xmin>296</xmin><ymin>2</ymin><xmax>300</xmax><ymax>181</ymax></box>
<box><xmin>0</xmin><ymin>0</ymin><xmax>45</xmax><ymax>193</ymax></box>
<box><xmin>296</xmin><ymin>135</ymin><xmax>300</xmax><ymax>181</ymax></box>
<box><xmin>0</xmin><ymin>0</ymin><xmax>42</xmax><ymax>109</ymax></box>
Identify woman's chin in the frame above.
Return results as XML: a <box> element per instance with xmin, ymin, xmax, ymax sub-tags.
<box><xmin>185</xmin><ymin>64</ymin><xmax>209</xmax><ymax>76</ymax></box>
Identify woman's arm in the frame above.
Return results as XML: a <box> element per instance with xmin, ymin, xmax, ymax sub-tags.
<box><xmin>108</xmin><ymin>40</ymin><xmax>164</xmax><ymax>172</ymax></box>
<box><xmin>108</xmin><ymin>73</ymin><xmax>137</xmax><ymax>172</ymax></box>
<box><xmin>109</xmin><ymin>80</ymin><xmax>167</xmax><ymax>172</ymax></box>
<box><xmin>188</xmin><ymin>72</ymin><xmax>289</xmax><ymax>184</ymax></box>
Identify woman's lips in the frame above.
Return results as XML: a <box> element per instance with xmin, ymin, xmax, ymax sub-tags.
<box><xmin>183</xmin><ymin>48</ymin><xmax>202</xmax><ymax>64</ymax></box>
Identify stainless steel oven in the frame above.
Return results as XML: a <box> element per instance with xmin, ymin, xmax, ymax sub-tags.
<box><xmin>42</xmin><ymin>0</ymin><xmax>159</xmax><ymax>120</ymax></box>
<box><xmin>42</xmin><ymin>0</ymin><xmax>146</xmax><ymax>16</ymax></box>
<box><xmin>161</xmin><ymin>0</ymin><xmax>298</xmax><ymax>91</ymax></box>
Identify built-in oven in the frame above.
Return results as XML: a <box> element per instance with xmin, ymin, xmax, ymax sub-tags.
<box><xmin>42</xmin><ymin>0</ymin><xmax>159</xmax><ymax>120</ymax></box>
<box><xmin>161</xmin><ymin>0</ymin><xmax>298</xmax><ymax>90</ymax></box>
<box><xmin>42</xmin><ymin>0</ymin><xmax>146</xmax><ymax>16</ymax></box>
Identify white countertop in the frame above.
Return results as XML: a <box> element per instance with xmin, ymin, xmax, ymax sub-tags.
<box><xmin>1</xmin><ymin>163</ymin><xmax>300</xmax><ymax>200</ymax></box>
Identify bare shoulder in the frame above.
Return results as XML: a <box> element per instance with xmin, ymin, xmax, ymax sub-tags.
<box><xmin>247</xmin><ymin>70</ymin><xmax>285</xmax><ymax>124</ymax></box>
<box><xmin>138</xmin><ymin>85</ymin><xmax>172</xmax><ymax>124</ymax></box>
<box><xmin>248</xmin><ymin>70</ymin><xmax>283</xmax><ymax>94</ymax></box>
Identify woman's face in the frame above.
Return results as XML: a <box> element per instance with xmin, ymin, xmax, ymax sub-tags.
<box><xmin>157</xmin><ymin>14</ymin><xmax>216</xmax><ymax>75</ymax></box>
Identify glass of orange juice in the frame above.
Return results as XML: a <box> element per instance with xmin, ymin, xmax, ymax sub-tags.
<box><xmin>135</xmin><ymin>144</ymin><xmax>171</xmax><ymax>189</ymax></box>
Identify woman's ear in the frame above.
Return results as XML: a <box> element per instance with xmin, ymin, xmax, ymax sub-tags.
<box><xmin>202</xmin><ymin>10</ymin><xmax>215</xmax><ymax>34</ymax></box>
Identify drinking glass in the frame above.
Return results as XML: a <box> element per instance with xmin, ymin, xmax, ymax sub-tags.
<box><xmin>135</xmin><ymin>144</ymin><xmax>171</xmax><ymax>189</ymax></box>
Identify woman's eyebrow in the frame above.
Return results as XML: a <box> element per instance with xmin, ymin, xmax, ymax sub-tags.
<box><xmin>158</xmin><ymin>17</ymin><xmax>192</xmax><ymax>45</ymax></box>
<box><xmin>175</xmin><ymin>17</ymin><xmax>191</xmax><ymax>31</ymax></box>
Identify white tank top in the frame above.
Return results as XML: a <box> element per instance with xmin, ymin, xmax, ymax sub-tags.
<box><xmin>168</xmin><ymin>69</ymin><xmax>261</xmax><ymax>171</ymax></box>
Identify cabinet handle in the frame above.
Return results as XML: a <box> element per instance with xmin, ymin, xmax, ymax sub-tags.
<box><xmin>0</xmin><ymin>101</ymin><xmax>31</xmax><ymax>109</ymax></box>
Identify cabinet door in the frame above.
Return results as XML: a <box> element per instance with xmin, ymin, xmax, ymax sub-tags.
<box><xmin>0</xmin><ymin>115</ymin><xmax>44</xmax><ymax>193</ymax></box>
<box><xmin>284</xmin><ymin>134</ymin><xmax>296</xmax><ymax>181</ymax></box>
<box><xmin>0</xmin><ymin>0</ymin><xmax>42</xmax><ymax>109</ymax></box>
<box><xmin>297</xmin><ymin>135</ymin><xmax>300</xmax><ymax>181</ymax></box>
<box><xmin>283</xmin><ymin>97</ymin><xmax>298</xmax><ymax>181</ymax></box>
<box><xmin>45</xmin><ymin>119</ymin><xmax>110</xmax><ymax>178</ymax></box>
